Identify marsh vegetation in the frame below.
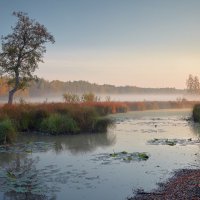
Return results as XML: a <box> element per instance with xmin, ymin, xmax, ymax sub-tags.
<box><xmin>0</xmin><ymin>109</ymin><xmax>199</xmax><ymax>200</ymax></box>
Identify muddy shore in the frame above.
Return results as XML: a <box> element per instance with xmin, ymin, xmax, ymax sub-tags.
<box><xmin>129</xmin><ymin>169</ymin><xmax>200</xmax><ymax>200</ymax></box>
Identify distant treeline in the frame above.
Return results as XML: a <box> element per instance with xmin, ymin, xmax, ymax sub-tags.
<box><xmin>0</xmin><ymin>77</ymin><xmax>185</xmax><ymax>98</ymax></box>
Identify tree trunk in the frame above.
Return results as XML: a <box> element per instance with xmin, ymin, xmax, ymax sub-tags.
<box><xmin>8</xmin><ymin>88</ymin><xmax>17</xmax><ymax>104</ymax></box>
<box><xmin>8</xmin><ymin>70</ymin><xmax>19</xmax><ymax>105</ymax></box>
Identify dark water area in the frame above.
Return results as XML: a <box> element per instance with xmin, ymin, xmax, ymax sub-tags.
<box><xmin>0</xmin><ymin>109</ymin><xmax>200</xmax><ymax>199</ymax></box>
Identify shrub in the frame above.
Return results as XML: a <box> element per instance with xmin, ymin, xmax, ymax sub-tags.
<box><xmin>28</xmin><ymin>109</ymin><xmax>50</xmax><ymax>130</ymax></box>
<box><xmin>71</xmin><ymin>106</ymin><xmax>98</xmax><ymax>131</ymax></box>
<box><xmin>16</xmin><ymin>111</ymin><xmax>32</xmax><ymax>131</ymax></box>
<box><xmin>40</xmin><ymin>114</ymin><xmax>79</xmax><ymax>135</ymax></box>
<box><xmin>93</xmin><ymin>118</ymin><xmax>113</xmax><ymax>132</ymax></box>
<box><xmin>0</xmin><ymin>119</ymin><xmax>16</xmax><ymax>144</ymax></box>
<box><xmin>81</xmin><ymin>93</ymin><xmax>100</xmax><ymax>102</ymax></box>
<box><xmin>193</xmin><ymin>104</ymin><xmax>200</xmax><ymax>122</ymax></box>
<box><xmin>63</xmin><ymin>93</ymin><xmax>80</xmax><ymax>103</ymax></box>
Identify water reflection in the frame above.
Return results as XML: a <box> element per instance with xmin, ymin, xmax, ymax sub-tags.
<box><xmin>52</xmin><ymin>132</ymin><xmax>116</xmax><ymax>155</ymax></box>
<box><xmin>0</xmin><ymin>153</ymin><xmax>25</xmax><ymax>168</ymax></box>
<box><xmin>0</xmin><ymin>156</ymin><xmax>57</xmax><ymax>200</ymax></box>
<box><xmin>190</xmin><ymin>122</ymin><xmax>200</xmax><ymax>138</ymax></box>
<box><xmin>1</xmin><ymin>110</ymin><xmax>200</xmax><ymax>200</ymax></box>
<box><xmin>3</xmin><ymin>191</ymin><xmax>51</xmax><ymax>200</ymax></box>
<box><xmin>18</xmin><ymin>132</ymin><xmax>116</xmax><ymax>155</ymax></box>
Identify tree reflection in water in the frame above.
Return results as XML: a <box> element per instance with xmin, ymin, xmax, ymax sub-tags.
<box><xmin>0</xmin><ymin>131</ymin><xmax>116</xmax><ymax>199</ymax></box>
<box><xmin>52</xmin><ymin>132</ymin><xmax>116</xmax><ymax>155</ymax></box>
<box><xmin>0</xmin><ymin>156</ymin><xmax>57</xmax><ymax>200</ymax></box>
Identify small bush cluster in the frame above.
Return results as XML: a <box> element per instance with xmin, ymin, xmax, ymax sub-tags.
<box><xmin>40</xmin><ymin>114</ymin><xmax>79</xmax><ymax>135</ymax></box>
<box><xmin>63</xmin><ymin>92</ymin><xmax>100</xmax><ymax>103</ymax></box>
<box><xmin>0</xmin><ymin>119</ymin><xmax>16</xmax><ymax>144</ymax></box>
<box><xmin>193</xmin><ymin>104</ymin><xmax>200</xmax><ymax>122</ymax></box>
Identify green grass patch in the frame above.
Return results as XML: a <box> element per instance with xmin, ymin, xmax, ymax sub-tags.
<box><xmin>0</xmin><ymin>119</ymin><xmax>16</xmax><ymax>144</ymax></box>
<box><xmin>40</xmin><ymin>114</ymin><xmax>80</xmax><ymax>135</ymax></box>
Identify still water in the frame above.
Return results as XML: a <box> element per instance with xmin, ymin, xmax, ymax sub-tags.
<box><xmin>0</xmin><ymin>109</ymin><xmax>200</xmax><ymax>200</ymax></box>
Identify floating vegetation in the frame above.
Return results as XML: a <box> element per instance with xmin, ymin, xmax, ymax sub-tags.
<box><xmin>121</xmin><ymin>151</ymin><xmax>128</xmax><ymax>154</ymax></box>
<box><xmin>111</xmin><ymin>151</ymin><xmax>149</xmax><ymax>161</ymax></box>
<box><xmin>0</xmin><ymin>157</ymin><xmax>58</xmax><ymax>199</ymax></box>
<box><xmin>165</xmin><ymin>139</ymin><xmax>177</xmax><ymax>146</ymax></box>
<box><xmin>0</xmin><ymin>141</ymin><xmax>55</xmax><ymax>154</ymax></box>
<box><xmin>92</xmin><ymin>151</ymin><xmax>149</xmax><ymax>164</ymax></box>
<box><xmin>137</xmin><ymin>153</ymin><xmax>149</xmax><ymax>160</ymax></box>
<box><xmin>0</xmin><ymin>156</ymin><xmax>103</xmax><ymax>198</ymax></box>
<box><xmin>148</xmin><ymin>138</ymin><xmax>200</xmax><ymax>146</ymax></box>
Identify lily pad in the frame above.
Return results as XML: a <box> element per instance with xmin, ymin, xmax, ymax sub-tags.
<box><xmin>93</xmin><ymin>151</ymin><xmax>150</xmax><ymax>164</ymax></box>
<box><xmin>0</xmin><ymin>142</ymin><xmax>54</xmax><ymax>154</ymax></box>
<box><xmin>138</xmin><ymin>153</ymin><xmax>149</xmax><ymax>160</ymax></box>
<box><xmin>148</xmin><ymin>138</ymin><xmax>200</xmax><ymax>146</ymax></box>
<box><xmin>0</xmin><ymin>157</ymin><xmax>58</xmax><ymax>198</ymax></box>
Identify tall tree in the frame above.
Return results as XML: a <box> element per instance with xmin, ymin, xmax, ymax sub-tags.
<box><xmin>186</xmin><ymin>74</ymin><xmax>194</xmax><ymax>93</ymax></box>
<box><xmin>186</xmin><ymin>74</ymin><xmax>200</xmax><ymax>94</ymax></box>
<box><xmin>194</xmin><ymin>76</ymin><xmax>200</xmax><ymax>94</ymax></box>
<box><xmin>0</xmin><ymin>11</ymin><xmax>55</xmax><ymax>104</ymax></box>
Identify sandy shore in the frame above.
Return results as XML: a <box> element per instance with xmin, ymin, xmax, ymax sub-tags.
<box><xmin>129</xmin><ymin>169</ymin><xmax>200</xmax><ymax>200</ymax></box>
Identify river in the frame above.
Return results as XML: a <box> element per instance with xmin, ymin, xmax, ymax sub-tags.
<box><xmin>0</xmin><ymin>109</ymin><xmax>199</xmax><ymax>199</ymax></box>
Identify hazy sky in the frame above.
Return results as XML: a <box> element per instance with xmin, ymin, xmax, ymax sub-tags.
<box><xmin>1</xmin><ymin>0</ymin><xmax>200</xmax><ymax>89</ymax></box>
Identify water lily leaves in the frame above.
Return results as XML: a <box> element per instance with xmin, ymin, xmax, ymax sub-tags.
<box><xmin>94</xmin><ymin>151</ymin><xmax>150</xmax><ymax>164</ymax></box>
<box><xmin>0</xmin><ymin>157</ymin><xmax>58</xmax><ymax>198</ymax></box>
<box><xmin>0</xmin><ymin>142</ymin><xmax>54</xmax><ymax>154</ymax></box>
<box><xmin>148</xmin><ymin>138</ymin><xmax>200</xmax><ymax>146</ymax></box>
<box><xmin>138</xmin><ymin>153</ymin><xmax>149</xmax><ymax>160</ymax></box>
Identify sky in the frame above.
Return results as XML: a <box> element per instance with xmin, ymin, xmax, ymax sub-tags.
<box><xmin>1</xmin><ymin>0</ymin><xmax>200</xmax><ymax>89</ymax></box>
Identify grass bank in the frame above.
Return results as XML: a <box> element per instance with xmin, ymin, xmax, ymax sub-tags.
<box><xmin>0</xmin><ymin>103</ymin><xmax>115</xmax><ymax>144</ymax></box>
<box><xmin>0</xmin><ymin>100</ymin><xmax>199</xmax><ymax>144</ymax></box>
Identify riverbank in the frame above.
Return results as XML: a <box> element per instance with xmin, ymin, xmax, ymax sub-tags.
<box><xmin>0</xmin><ymin>100</ymin><xmax>199</xmax><ymax>144</ymax></box>
<box><xmin>0</xmin><ymin>108</ymin><xmax>199</xmax><ymax>199</ymax></box>
<box><xmin>0</xmin><ymin>102</ymin><xmax>115</xmax><ymax>144</ymax></box>
<box><xmin>129</xmin><ymin>169</ymin><xmax>200</xmax><ymax>200</ymax></box>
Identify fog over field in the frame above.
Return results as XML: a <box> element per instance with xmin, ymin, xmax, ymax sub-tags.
<box><xmin>1</xmin><ymin>93</ymin><xmax>199</xmax><ymax>104</ymax></box>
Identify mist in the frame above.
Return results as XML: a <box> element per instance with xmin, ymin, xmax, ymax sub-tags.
<box><xmin>1</xmin><ymin>93</ymin><xmax>200</xmax><ymax>104</ymax></box>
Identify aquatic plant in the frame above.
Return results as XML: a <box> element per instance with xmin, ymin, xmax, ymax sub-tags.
<box><xmin>0</xmin><ymin>141</ymin><xmax>54</xmax><ymax>154</ymax></box>
<box><xmin>0</xmin><ymin>157</ymin><xmax>57</xmax><ymax>199</ymax></box>
<box><xmin>106</xmin><ymin>151</ymin><xmax>150</xmax><ymax>162</ymax></box>
<box><xmin>109</xmin><ymin>153</ymin><xmax>118</xmax><ymax>157</ymax></box>
<box><xmin>121</xmin><ymin>151</ymin><xmax>128</xmax><ymax>154</ymax></box>
<box><xmin>138</xmin><ymin>153</ymin><xmax>149</xmax><ymax>160</ymax></box>
<box><xmin>165</xmin><ymin>139</ymin><xmax>177</xmax><ymax>146</ymax></box>
<box><xmin>148</xmin><ymin>138</ymin><xmax>199</xmax><ymax>146</ymax></box>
